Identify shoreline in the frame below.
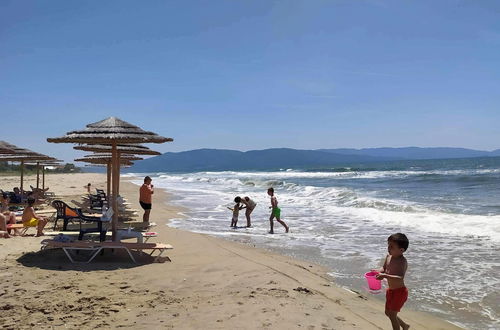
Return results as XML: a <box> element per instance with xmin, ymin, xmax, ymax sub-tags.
<box><xmin>125</xmin><ymin>175</ymin><xmax>463</xmax><ymax>329</ymax></box>
<box><xmin>0</xmin><ymin>173</ymin><xmax>462</xmax><ymax>329</ymax></box>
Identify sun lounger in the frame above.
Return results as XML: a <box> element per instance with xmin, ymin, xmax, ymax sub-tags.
<box><xmin>7</xmin><ymin>223</ymin><xmax>30</xmax><ymax>236</ymax></box>
<box><xmin>40</xmin><ymin>239</ymin><xmax>173</xmax><ymax>263</ymax></box>
<box><xmin>45</xmin><ymin>231</ymin><xmax>157</xmax><ymax>242</ymax></box>
<box><xmin>116</xmin><ymin>229</ymin><xmax>158</xmax><ymax>243</ymax></box>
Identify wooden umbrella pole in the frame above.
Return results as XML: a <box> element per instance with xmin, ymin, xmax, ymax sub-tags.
<box><xmin>106</xmin><ymin>161</ymin><xmax>111</xmax><ymax>204</ymax></box>
<box><xmin>20</xmin><ymin>160</ymin><xmax>24</xmax><ymax>192</ymax></box>
<box><xmin>42</xmin><ymin>166</ymin><xmax>46</xmax><ymax>190</ymax></box>
<box><xmin>111</xmin><ymin>143</ymin><xmax>119</xmax><ymax>241</ymax></box>
<box><xmin>36</xmin><ymin>162</ymin><xmax>40</xmax><ymax>189</ymax></box>
<box><xmin>117</xmin><ymin>152</ymin><xmax>121</xmax><ymax>195</ymax></box>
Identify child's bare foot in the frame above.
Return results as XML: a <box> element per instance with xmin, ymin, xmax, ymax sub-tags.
<box><xmin>36</xmin><ymin>232</ymin><xmax>45</xmax><ymax>237</ymax></box>
<box><xmin>402</xmin><ymin>324</ymin><xmax>410</xmax><ymax>330</ymax></box>
<box><xmin>268</xmin><ymin>230</ymin><xmax>274</xmax><ymax>234</ymax></box>
<box><xmin>285</xmin><ymin>226</ymin><xmax>289</xmax><ymax>233</ymax></box>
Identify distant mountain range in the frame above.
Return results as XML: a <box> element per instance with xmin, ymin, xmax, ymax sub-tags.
<box><xmin>125</xmin><ymin>147</ymin><xmax>500</xmax><ymax>173</ymax></box>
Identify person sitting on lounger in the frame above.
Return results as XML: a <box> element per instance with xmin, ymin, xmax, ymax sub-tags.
<box><xmin>21</xmin><ymin>197</ymin><xmax>48</xmax><ymax>237</ymax></box>
<box><xmin>0</xmin><ymin>213</ymin><xmax>10</xmax><ymax>238</ymax></box>
<box><xmin>12</xmin><ymin>187</ymin><xmax>26</xmax><ymax>203</ymax></box>
<box><xmin>30</xmin><ymin>186</ymin><xmax>50</xmax><ymax>200</ymax></box>
<box><xmin>1</xmin><ymin>192</ymin><xmax>19</xmax><ymax>235</ymax></box>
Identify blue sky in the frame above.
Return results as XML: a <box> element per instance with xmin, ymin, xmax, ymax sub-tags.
<box><xmin>1</xmin><ymin>0</ymin><xmax>500</xmax><ymax>162</ymax></box>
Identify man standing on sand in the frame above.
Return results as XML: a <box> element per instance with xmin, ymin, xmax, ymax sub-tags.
<box><xmin>139</xmin><ymin>176</ymin><xmax>154</xmax><ymax>224</ymax></box>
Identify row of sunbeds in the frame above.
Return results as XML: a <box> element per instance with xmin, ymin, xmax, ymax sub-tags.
<box><xmin>4</xmin><ymin>188</ymin><xmax>173</xmax><ymax>264</ymax></box>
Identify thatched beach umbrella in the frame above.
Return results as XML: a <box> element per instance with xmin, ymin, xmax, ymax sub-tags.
<box><xmin>74</xmin><ymin>144</ymin><xmax>161</xmax><ymax>156</ymax></box>
<box><xmin>74</xmin><ymin>145</ymin><xmax>160</xmax><ymax>201</ymax></box>
<box><xmin>24</xmin><ymin>160</ymin><xmax>63</xmax><ymax>190</ymax></box>
<box><xmin>0</xmin><ymin>141</ymin><xmax>56</xmax><ymax>191</ymax></box>
<box><xmin>0</xmin><ymin>142</ymin><xmax>15</xmax><ymax>154</ymax></box>
<box><xmin>48</xmin><ymin>117</ymin><xmax>173</xmax><ymax>240</ymax></box>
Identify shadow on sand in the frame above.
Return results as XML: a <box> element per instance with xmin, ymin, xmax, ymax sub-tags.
<box><xmin>16</xmin><ymin>248</ymin><xmax>168</xmax><ymax>271</ymax></box>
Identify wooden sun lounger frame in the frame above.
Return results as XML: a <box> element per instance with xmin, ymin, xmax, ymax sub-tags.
<box><xmin>40</xmin><ymin>239</ymin><xmax>172</xmax><ymax>263</ymax></box>
<box><xmin>7</xmin><ymin>224</ymin><xmax>30</xmax><ymax>236</ymax></box>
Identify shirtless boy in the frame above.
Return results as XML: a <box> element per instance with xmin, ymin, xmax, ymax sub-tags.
<box><xmin>267</xmin><ymin>188</ymin><xmax>289</xmax><ymax>234</ymax></box>
<box><xmin>21</xmin><ymin>197</ymin><xmax>48</xmax><ymax>237</ymax></box>
<box><xmin>375</xmin><ymin>233</ymin><xmax>410</xmax><ymax>330</ymax></box>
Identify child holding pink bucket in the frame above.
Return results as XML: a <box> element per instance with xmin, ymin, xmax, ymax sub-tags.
<box><xmin>372</xmin><ymin>233</ymin><xmax>410</xmax><ymax>330</ymax></box>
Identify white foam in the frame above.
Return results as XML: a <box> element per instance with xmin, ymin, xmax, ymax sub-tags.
<box><xmin>130</xmin><ymin>170</ymin><xmax>499</xmax><ymax>328</ymax></box>
<box><xmin>147</xmin><ymin>171</ymin><xmax>500</xmax><ymax>242</ymax></box>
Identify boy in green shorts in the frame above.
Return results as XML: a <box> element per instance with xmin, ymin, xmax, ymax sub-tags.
<box><xmin>267</xmin><ymin>188</ymin><xmax>289</xmax><ymax>234</ymax></box>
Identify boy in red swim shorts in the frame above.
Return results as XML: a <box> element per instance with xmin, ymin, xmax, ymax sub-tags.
<box><xmin>375</xmin><ymin>233</ymin><xmax>410</xmax><ymax>330</ymax></box>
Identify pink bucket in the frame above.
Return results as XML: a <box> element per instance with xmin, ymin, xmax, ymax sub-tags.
<box><xmin>364</xmin><ymin>271</ymin><xmax>382</xmax><ymax>291</ymax></box>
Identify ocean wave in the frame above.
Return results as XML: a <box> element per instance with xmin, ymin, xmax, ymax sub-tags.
<box><xmin>150</xmin><ymin>168</ymin><xmax>500</xmax><ymax>183</ymax></box>
<box><xmin>146</xmin><ymin>170</ymin><xmax>500</xmax><ymax>242</ymax></box>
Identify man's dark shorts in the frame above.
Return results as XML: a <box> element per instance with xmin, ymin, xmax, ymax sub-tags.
<box><xmin>140</xmin><ymin>201</ymin><xmax>152</xmax><ymax>210</ymax></box>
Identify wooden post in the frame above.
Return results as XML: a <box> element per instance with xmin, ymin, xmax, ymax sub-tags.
<box><xmin>36</xmin><ymin>162</ymin><xmax>40</xmax><ymax>189</ymax></box>
<box><xmin>111</xmin><ymin>143</ymin><xmax>119</xmax><ymax>241</ymax></box>
<box><xmin>42</xmin><ymin>166</ymin><xmax>46</xmax><ymax>190</ymax></box>
<box><xmin>117</xmin><ymin>152</ymin><xmax>121</xmax><ymax>195</ymax></box>
<box><xmin>106</xmin><ymin>161</ymin><xmax>111</xmax><ymax>204</ymax></box>
<box><xmin>20</xmin><ymin>160</ymin><xmax>24</xmax><ymax>192</ymax></box>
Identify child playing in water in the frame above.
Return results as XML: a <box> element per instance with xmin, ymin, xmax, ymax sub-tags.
<box><xmin>21</xmin><ymin>197</ymin><xmax>48</xmax><ymax>237</ymax></box>
<box><xmin>267</xmin><ymin>188</ymin><xmax>289</xmax><ymax>234</ymax></box>
<box><xmin>375</xmin><ymin>233</ymin><xmax>410</xmax><ymax>330</ymax></box>
<box><xmin>228</xmin><ymin>196</ymin><xmax>243</xmax><ymax>228</ymax></box>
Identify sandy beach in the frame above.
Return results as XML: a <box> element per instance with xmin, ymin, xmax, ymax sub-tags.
<box><xmin>0</xmin><ymin>173</ymin><xmax>461</xmax><ymax>329</ymax></box>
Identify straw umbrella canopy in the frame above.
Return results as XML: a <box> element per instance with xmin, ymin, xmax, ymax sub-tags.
<box><xmin>74</xmin><ymin>144</ymin><xmax>161</xmax><ymax>156</ymax></box>
<box><xmin>48</xmin><ymin>117</ymin><xmax>173</xmax><ymax>241</ymax></box>
<box><xmin>75</xmin><ymin>158</ymin><xmax>136</xmax><ymax>166</ymax></box>
<box><xmin>0</xmin><ymin>141</ymin><xmax>57</xmax><ymax>191</ymax></box>
<box><xmin>0</xmin><ymin>141</ymin><xmax>15</xmax><ymax>154</ymax></box>
<box><xmin>0</xmin><ymin>141</ymin><xmax>49</xmax><ymax>157</ymax></box>
<box><xmin>74</xmin><ymin>145</ymin><xmax>160</xmax><ymax>201</ymax></box>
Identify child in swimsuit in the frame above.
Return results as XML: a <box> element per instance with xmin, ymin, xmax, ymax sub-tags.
<box><xmin>21</xmin><ymin>197</ymin><xmax>48</xmax><ymax>237</ymax></box>
<box><xmin>228</xmin><ymin>196</ymin><xmax>243</xmax><ymax>228</ymax></box>
<box><xmin>267</xmin><ymin>188</ymin><xmax>289</xmax><ymax>234</ymax></box>
<box><xmin>375</xmin><ymin>233</ymin><xmax>410</xmax><ymax>330</ymax></box>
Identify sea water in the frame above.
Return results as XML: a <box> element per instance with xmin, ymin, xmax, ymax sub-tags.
<box><xmin>128</xmin><ymin>157</ymin><xmax>500</xmax><ymax>329</ymax></box>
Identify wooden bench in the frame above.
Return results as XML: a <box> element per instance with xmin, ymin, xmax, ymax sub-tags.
<box><xmin>40</xmin><ymin>239</ymin><xmax>173</xmax><ymax>263</ymax></box>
